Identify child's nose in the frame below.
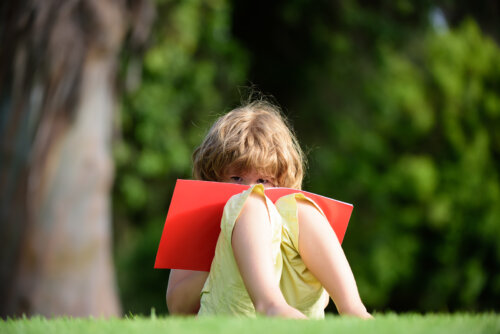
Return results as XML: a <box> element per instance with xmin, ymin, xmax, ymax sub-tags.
<box><xmin>247</xmin><ymin>180</ymin><xmax>258</xmax><ymax>187</ymax></box>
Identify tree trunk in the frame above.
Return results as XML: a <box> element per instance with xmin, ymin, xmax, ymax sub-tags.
<box><xmin>0</xmin><ymin>0</ymin><xmax>153</xmax><ymax>317</ymax></box>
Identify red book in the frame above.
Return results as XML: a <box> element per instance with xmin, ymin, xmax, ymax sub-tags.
<box><xmin>154</xmin><ymin>179</ymin><xmax>353</xmax><ymax>271</ymax></box>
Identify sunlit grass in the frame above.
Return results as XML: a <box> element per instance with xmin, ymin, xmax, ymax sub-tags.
<box><xmin>2</xmin><ymin>313</ymin><xmax>499</xmax><ymax>334</ymax></box>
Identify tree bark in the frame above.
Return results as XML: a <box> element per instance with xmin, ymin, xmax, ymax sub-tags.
<box><xmin>0</xmin><ymin>0</ymin><xmax>153</xmax><ymax>317</ymax></box>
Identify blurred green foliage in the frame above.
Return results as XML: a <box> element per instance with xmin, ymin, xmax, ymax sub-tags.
<box><xmin>306</xmin><ymin>21</ymin><xmax>500</xmax><ymax>312</ymax></box>
<box><xmin>113</xmin><ymin>0</ymin><xmax>247</xmax><ymax>315</ymax></box>
<box><xmin>113</xmin><ymin>0</ymin><xmax>500</xmax><ymax>315</ymax></box>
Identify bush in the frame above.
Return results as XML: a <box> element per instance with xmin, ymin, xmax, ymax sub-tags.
<box><xmin>113</xmin><ymin>0</ymin><xmax>247</xmax><ymax>315</ymax></box>
<box><xmin>304</xmin><ymin>21</ymin><xmax>500</xmax><ymax>311</ymax></box>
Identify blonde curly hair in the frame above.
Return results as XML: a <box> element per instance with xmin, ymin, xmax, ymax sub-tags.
<box><xmin>192</xmin><ymin>100</ymin><xmax>305</xmax><ymax>189</ymax></box>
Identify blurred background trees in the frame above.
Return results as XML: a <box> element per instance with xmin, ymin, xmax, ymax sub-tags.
<box><xmin>227</xmin><ymin>0</ymin><xmax>500</xmax><ymax>313</ymax></box>
<box><xmin>113</xmin><ymin>0</ymin><xmax>247</xmax><ymax>312</ymax></box>
<box><xmin>0</xmin><ymin>0</ymin><xmax>153</xmax><ymax>317</ymax></box>
<box><xmin>2</xmin><ymin>0</ymin><xmax>499</xmax><ymax>317</ymax></box>
<box><xmin>116</xmin><ymin>0</ymin><xmax>500</xmax><ymax>315</ymax></box>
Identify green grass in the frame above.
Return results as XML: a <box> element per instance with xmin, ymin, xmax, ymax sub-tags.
<box><xmin>2</xmin><ymin>313</ymin><xmax>499</xmax><ymax>334</ymax></box>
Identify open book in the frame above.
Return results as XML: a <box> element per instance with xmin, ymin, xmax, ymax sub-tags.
<box><xmin>154</xmin><ymin>179</ymin><xmax>353</xmax><ymax>271</ymax></box>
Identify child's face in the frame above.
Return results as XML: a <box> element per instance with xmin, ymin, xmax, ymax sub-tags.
<box><xmin>222</xmin><ymin>167</ymin><xmax>276</xmax><ymax>188</ymax></box>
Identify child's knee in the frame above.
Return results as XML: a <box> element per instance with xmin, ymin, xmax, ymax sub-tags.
<box><xmin>238</xmin><ymin>192</ymin><xmax>270</xmax><ymax>220</ymax></box>
<box><xmin>297</xmin><ymin>199</ymin><xmax>323</xmax><ymax>219</ymax></box>
<box><xmin>296</xmin><ymin>199</ymin><xmax>329</xmax><ymax>231</ymax></box>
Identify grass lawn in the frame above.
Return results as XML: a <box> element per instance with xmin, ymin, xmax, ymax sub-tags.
<box><xmin>2</xmin><ymin>313</ymin><xmax>499</xmax><ymax>334</ymax></box>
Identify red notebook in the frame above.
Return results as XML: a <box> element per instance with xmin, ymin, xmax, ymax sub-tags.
<box><xmin>154</xmin><ymin>179</ymin><xmax>353</xmax><ymax>271</ymax></box>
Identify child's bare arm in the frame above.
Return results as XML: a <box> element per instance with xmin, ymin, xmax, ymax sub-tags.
<box><xmin>297</xmin><ymin>199</ymin><xmax>372</xmax><ymax>319</ymax></box>
<box><xmin>232</xmin><ymin>192</ymin><xmax>306</xmax><ymax>318</ymax></box>
<box><xmin>166</xmin><ymin>269</ymin><xmax>209</xmax><ymax>314</ymax></box>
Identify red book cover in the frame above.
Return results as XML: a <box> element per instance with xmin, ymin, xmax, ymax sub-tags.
<box><xmin>154</xmin><ymin>179</ymin><xmax>354</xmax><ymax>271</ymax></box>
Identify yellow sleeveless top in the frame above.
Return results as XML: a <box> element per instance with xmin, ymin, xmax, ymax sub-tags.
<box><xmin>198</xmin><ymin>184</ymin><xmax>329</xmax><ymax>319</ymax></box>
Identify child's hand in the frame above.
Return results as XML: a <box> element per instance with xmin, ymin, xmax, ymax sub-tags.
<box><xmin>264</xmin><ymin>303</ymin><xmax>307</xmax><ymax>319</ymax></box>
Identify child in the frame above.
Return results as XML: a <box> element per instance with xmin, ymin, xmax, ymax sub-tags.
<box><xmin>166</xmin><ymin>100</ymin><xmax>371</xmax><ymax>319</ymax></box>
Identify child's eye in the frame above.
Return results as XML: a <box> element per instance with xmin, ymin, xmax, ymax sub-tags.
<box><xmin>230</xmin><ymin>176</ymin><xmax>242</xmax><ymax>183</ymax></box>
<box><xmin>258</xmin><ymin>179</ymin><xmax>275</xmax><ymax>187</ymax></box>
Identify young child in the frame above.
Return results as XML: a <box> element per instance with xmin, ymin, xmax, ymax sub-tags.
<box><xmin>166</xmin><ymin>100</ymin><xmax>371</xmax><ymax>319</ymax></box>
